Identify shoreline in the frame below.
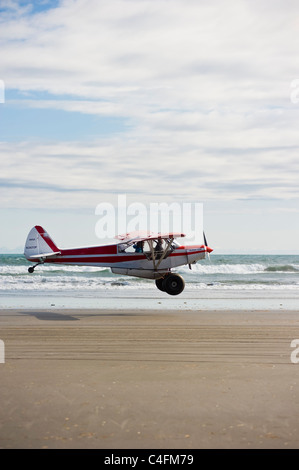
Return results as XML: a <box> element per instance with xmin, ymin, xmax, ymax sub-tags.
<box><xmin>1</xmin><ymin>286</ymin><xmax>299</xmax><ymax>311</ymax></box>
<box><xmin>1</xmin><ymin>307</ymin><xmax>299</xmax><ymax>449</ymax></box>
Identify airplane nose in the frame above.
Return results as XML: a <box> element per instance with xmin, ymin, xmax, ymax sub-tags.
<box><xmin>206</xmin><ymin>246</ymin><xmax>213</xmax><ymax>253</ymax></box>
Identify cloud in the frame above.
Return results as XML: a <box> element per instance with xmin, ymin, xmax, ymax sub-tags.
<box><xmin>1</xmin><ymin>135</ymin><xmax>299</xmax><ymax>211</ymax></box>
<box><xmin>1</xmin><ymin>0</ymin><xmax>299</xmax><ymax>210</ymax></box>
<box><xmin>1</xmin><ymin>0</ymin><xmax>297</xmax><ymax>97</ymax></box>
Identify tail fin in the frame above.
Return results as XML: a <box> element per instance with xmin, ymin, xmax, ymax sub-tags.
<box><xmin>24</xmin><ymin>225</ymin><xmax>60</xmax><ymax>260</ymax></box>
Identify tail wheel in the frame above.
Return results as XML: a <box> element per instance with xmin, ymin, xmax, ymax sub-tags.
<box><xmin>155</xmin><ymin>277</ymin><xmax>165</xmax><ymax>291</ymax></box>
<box><xmin>162</xmin><ymin>274</ymin><xmax>185</xmax><ymax>296</ymax></box>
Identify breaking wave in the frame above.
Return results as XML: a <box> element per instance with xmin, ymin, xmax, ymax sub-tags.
<box><xmin>264</xmin><ymin>265</ymin><xmax>299</xmax><ymax>273</ymax></box>
<box><xmin>1</xmin><ymin>254</ymin><xmax>299</xmax><ymax>293</ymax></box>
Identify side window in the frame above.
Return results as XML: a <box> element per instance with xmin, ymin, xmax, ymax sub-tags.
<box><xmin>118</xmin><ymin>244</ymin><xmax>127</xmax><ymax>253</ymax></box>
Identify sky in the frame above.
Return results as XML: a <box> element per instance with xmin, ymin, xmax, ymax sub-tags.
<box><xmin>0</xmin><ymin>0</ymin><xmax>299</xmax><ymax>253</ymax></box>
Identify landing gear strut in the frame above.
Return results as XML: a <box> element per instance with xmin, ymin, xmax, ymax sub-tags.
<box><xmin>28</xmin><ymin>262</ymin><xmax>43</xmax><ymax>273</ymax></box>
<box><xmin>155</xmin><ymin>273</ymin><xmax>185</xmax><ymax>296</ymax></box>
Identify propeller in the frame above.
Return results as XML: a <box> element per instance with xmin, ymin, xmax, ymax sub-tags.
<box><xmin>203</xmin><ymin>231</ymin><xmax>208</xmax><ymax>247</ymax></box>
<box><xmin>203</xmin><ymin>231</ymin><xmax>212</xmax><ymax>261</ymax></box>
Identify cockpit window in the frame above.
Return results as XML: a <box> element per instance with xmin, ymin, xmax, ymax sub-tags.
<box><xmin>118</xmin><ymin>238</ymin><xmax>178</xmax><ymax>254</ymax></box>
<box><xmin>170</xmin><ymin>239</ymin><xmax>180</xmax><ymax>249</ymax></box>
<box><xmin>117</xmin><ymin>242</ymin><xmax>135</xmax><ymax>253</ymax></box>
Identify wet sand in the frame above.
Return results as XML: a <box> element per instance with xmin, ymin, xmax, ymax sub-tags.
<box><xmin>1</xmin><ymin>308</ymin><xmax>299</xmax><ymax>449</ymax></box>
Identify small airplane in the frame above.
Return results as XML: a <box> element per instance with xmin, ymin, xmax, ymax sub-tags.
<box><xmin>24</xmin><ymin>225</ymin><xmax>213</xmax><ymax>295</ymax></box>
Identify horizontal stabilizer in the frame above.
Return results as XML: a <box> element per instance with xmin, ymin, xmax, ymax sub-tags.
<box><xmin>28</xmin><ymin>251</ymin><xmax>61</xmax><ymax>260</ymax></box>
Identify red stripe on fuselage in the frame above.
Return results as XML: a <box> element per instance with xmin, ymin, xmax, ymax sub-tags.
<box><xmin>47</xmin><ymin>254</ymin><xmax>145</xmax><ymax>264</ymax></box>
<box><xmin>61</xmin><ymin>245</ymin><xmax>118</xmax><ymax>256</ymax></box>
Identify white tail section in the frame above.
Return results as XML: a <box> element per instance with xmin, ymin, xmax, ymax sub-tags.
<box><xmin>24</xmin><ymin>226</ymin><xmax>60</xmax><ymax>260</ymax></box>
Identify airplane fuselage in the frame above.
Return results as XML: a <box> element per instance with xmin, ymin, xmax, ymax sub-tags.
<box><xmin>26</xmin><ymin>242</ymin><xmax>208</xmax><ymax>279</ymax></box>
<box><xmin>24</xmin><ymin>225</ymin><xmax>213</xmax><ymax>292</ymax></box>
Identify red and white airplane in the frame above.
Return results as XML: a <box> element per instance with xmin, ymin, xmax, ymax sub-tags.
<box><xmin>24</xmin><ymin>225</ymin><xmax>213</xmax><ymax>295</ymax></box>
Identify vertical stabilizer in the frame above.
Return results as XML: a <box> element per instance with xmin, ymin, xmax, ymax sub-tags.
<box><xmin>24</xmin><ymin>226</ymin><xmax>60</xmax><ymax>260</ymax></box>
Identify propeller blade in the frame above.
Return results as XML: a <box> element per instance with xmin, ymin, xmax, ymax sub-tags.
<box><xmin>203</xmin><ymin>231</ymin><xmax>208</xmax><ymax>247</ymax></box>
<box><xmin>203</xmin><ymin>231</ymin><xmax>211</xmax><ymax>261</ymax></box>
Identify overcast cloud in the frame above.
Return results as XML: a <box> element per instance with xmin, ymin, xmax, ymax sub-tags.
<box><xmin>0</xmin><ymin>0</ymin><xmax>299</xmax><ymax>250</ymax></box>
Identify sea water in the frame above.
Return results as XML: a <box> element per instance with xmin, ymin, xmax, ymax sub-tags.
<box><xmin>1</xmin><ymin>254</ymin><xmax>299</xmax><ymax>310</ymax></box>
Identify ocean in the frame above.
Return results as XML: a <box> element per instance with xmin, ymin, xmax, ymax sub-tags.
<box><xmin>1</xmin><ymin>254</ymin><xmax>299</xmax><ymax>310</ymax></box>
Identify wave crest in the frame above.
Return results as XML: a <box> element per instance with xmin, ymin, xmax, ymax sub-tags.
<box><xmin>264</xmin><ymin>265</ymin><xmax>299</xmax><ymax>273</ymax></box>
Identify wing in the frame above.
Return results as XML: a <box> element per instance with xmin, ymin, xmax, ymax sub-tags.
<box><xmin>115</xmin><ymin>230</ymin><xmax>185</xmax><ymax>244</ymax></box>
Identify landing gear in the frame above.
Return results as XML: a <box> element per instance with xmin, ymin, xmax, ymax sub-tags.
<box><xmin>28</xmin><ymin>262</ymin><xmax>43</xmax><ymax>273</ymax></box>
<box><xmin>155</xmin><ymin>273</ymin><xmax>185</xmax><ymax>295</ymax></box>
<box><xmin>155</xmin><ymin>277</ymin><xmax>165</xmax><ymax>292</ymax></box>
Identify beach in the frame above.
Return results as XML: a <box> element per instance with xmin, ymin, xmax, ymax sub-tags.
<box><xmin>1</xmin><ymin>306</ymin><xmax>299</xmax><ymax>449</ymax></box>
<box><xmin>2</xmin><ymin>0</ymin><xmax>299</xmax><ymax>454</ymax></box>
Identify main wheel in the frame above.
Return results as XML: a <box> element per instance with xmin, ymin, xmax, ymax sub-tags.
<box><xmin>155</xmin><ymin>277</ymin><xmax>165</xmax><ymax>291</ymax></box>
<box><xmin>28</xmin><ymin>267</ymin><xmax>34</xmax><ymax>273</ymax></box>
<box><xmin>162</xmin><ymin>274</ymin><xmax>185</xmax><ymax>296</ymax></box>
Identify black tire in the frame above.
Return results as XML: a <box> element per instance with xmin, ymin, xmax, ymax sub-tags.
<box><xmin>162</xmin><ymin>274</ymin><xmax>185</xmax><ymax>296</ymax></box>
<box><xmin>28</xmin><ymin>267</ymin><xmax>34</xmax><ymax>273</ymax></box>
<box><xmin>155</xmin><ymin>277</ymin><xmax>165</xmax><ymax>291</ymax></box>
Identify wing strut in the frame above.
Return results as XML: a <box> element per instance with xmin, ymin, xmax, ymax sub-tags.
<box><xmin>147</xmin><ymin>238</ymin><xmax>174</xmax><ymax>270</ymax></box>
